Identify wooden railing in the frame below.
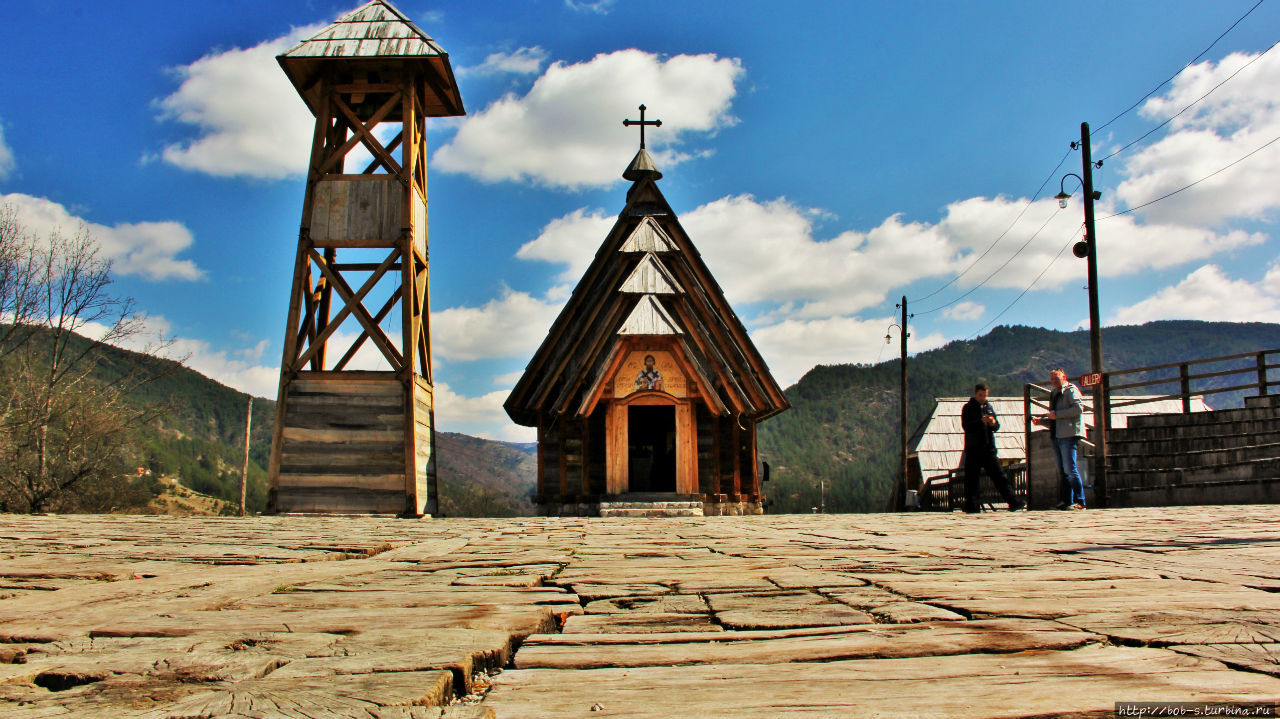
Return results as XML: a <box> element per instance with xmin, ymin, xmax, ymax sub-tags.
<box><xmin>1021</xmin><ymin>347</ymin><xmax>1280</xmax><ymax>506</ymax></box>
<box><xmin>1099</xmin><ymin>348</ymin><xmax>1280</xmax><ymax>428</ymax></box>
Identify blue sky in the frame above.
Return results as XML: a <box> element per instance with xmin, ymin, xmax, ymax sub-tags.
<box><xmin>2</xmin><ymin>0</ymin><xmax>1278</xmax><ymax>441</ymax></box>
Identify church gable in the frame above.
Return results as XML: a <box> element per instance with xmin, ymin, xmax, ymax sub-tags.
<box><xmin>619</xmin><ymin>295</ymin><xmax>681</xmax><ymax>335</ymax></box>
<box><xmin>619</xmin><ymin>217</ymin><xmax>676</xmax><ymax>253</ymax></box>
<box><xmin>620</xmin><ymin>253</ymin><xmax>682</xmax><ymax>295</ymax></box>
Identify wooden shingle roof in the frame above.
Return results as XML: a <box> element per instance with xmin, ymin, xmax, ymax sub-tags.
<box><xmin>505</xmin><ymin>149</ymin><xmax>788</xmax><ymax>427</ymax></box>
<box><xmin>277</xmin><ymin>0</ymin><xmax>464</xmax><ymax>118</ymax></box>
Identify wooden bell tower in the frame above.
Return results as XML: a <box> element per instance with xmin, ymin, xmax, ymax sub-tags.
<box><xmin>266</xmin><ymin>0</ymin><xmax>464</xmax><ymax>516</ymax></box>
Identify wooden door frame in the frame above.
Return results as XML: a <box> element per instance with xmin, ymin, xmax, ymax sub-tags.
<box><xmin>606</xmin><ymin>391</ymin><xmax>697</xmax><ymax>495</ymax></box>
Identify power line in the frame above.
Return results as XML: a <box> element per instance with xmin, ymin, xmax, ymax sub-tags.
<box><xmin>1097</xmin><ymin>39</ymin><xmax>1278</xmax><ymax>165</ymax></box>
<box><xmin>1091</xmin><ymin>0</ymin><xmax>1267</xmax><ymax>136</ymax></box>
<box><xmin>1099</xmin><ymin>133</ymin><xmax>1280</xmax><ymax>220</ymax></box>
<box><xmin>915</xmin><ymin>147</ymin><xmax>1073</xmax><ymax>303</ymax></box>
<box><xmin>916</xmin><ymin>204</ymin><xmax>1069</xmax><ymax>316</ymax></box>
<box><xmin>969</xmin><ymin>225</ymin><xmax>1083</xmax><ymax>339</ymax></box>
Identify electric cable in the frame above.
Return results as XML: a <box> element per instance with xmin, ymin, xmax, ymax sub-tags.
<box><xmin>1091</xmin><ymin>0</ymin><xmax>1267</xmax><ymax>136</ymax></box>
<box><xmin>914</xmin><ymin>147</ymin><xmax>1073</xmax><ymax>303</ymax></box>
<box><xmin>916</xmin><ymin>204</ymin><xmax>1069</xmax><ymax>316</ymax></box>
<box><xmin>969</xmin><ymin>225</ymin><xmax>1083</xmax><ymax>339</ymax></box>
<box><xmin>1099</xmin><ymin>133</ymin><xmax>1280</xmax><ymax>220</ymax></box>
<box><xmin>1097</xmin><ymin>39</ymin><xmax>1278</xmax><ymax>165</ymax></box>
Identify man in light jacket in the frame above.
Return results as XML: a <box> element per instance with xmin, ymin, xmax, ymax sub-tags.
<box><xmin>1044</xmin><ymin>368</ymin><xmax>1086</xmax><ymax>510</ymax></box>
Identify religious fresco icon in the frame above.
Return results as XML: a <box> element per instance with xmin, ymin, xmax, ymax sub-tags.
<box><xmin>634</xmin><ymin>354</ymin><xmax>664</xmax><ymax>391</ymax></box>
<box><xmin>616</xmin><ymin>349</ymin><xmax>686</xmax><ymax>398</ymax></box>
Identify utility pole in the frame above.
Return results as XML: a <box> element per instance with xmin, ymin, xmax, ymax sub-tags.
<box><xmin>898</xmin><ymin>296</ymin><xmax>910</xmax><ymax>507</ymax></box>
<box><xmin>240</xmin><ymin>397</ymin><xmax>252</xmax><ymax>517</ymax></box>
<box><xmin>1079</xmin><ymin>122</ymin><xmax>1107</xmax><ymax>506</ymax></box>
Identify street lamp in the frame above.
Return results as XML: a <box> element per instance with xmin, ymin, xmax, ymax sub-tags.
<box><xmin>1055</xmin><ymin>121</ymin><xmax>1108</xmax><ymax>506</ymax></box>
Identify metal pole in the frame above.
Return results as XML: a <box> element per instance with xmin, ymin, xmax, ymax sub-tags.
<box><xmin>1080</xmin><ymin>122</ymin><xmax>1107</xmax><ymax>506</ymax></box>
<box><xmin>240</xmin><ymin>397</ymin><xmax>252</xmax><ymax>517</ymax></box>
<box><xmin>900</xmin><ymin>296</ymin><xmax>910</xmax><ymax>500</ymax></box>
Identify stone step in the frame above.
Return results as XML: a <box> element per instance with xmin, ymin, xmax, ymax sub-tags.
<box><xmin>1245</xmin><ymin>394</ymin><xmax>1280</xmax><ymax>409</ymax></box>
<box><xmin>1109</xmin><ymin>441</ymin><xmax>1280</xmax><ymax>472</ymax></box>
<box><xmin>1106</xmin><ymin>456</ymin><xmax>1280</xmax><ymax>490</ymax></box>
<box><xmin>598</xmin><ymin>502</ymin><xmax>703</xmax><ymax>510</ymax></box>
<box><xmin>1126</xmin><ymin>405</ymin><xmax>1280</xmax><ymax>430</ymax></box>
<box><xmin>1107</xmin><ymin>429</ymin><xmax>1280</xmax><ymax>456</ymax></box>
<box><xmin>1108</xmin><ymin>417</ymin><xmax>1280</xmax><ymax>443</ymax></box>
<box><xmin>1106</xmin><ymin>476</ymin><xmax>1280</xmax><ymax>505</ymax></box>
<box><xmin>597</xmin><ymin>507</ymin><xmax>704</xmax><ymax>518</ymax></box>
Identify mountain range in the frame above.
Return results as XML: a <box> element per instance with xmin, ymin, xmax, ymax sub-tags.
<box><xmin>18</xmin><ymin>320</ymin><xmax>1279</xmax><ymax>516</ymax></box>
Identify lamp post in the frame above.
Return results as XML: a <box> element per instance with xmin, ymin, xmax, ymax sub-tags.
<box><xmin>1054</xmin><ymin>121</ymin><xmax>1107</xmax><ymax>506</ymax></box>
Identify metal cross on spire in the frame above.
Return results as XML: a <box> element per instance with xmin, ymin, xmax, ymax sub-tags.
<box><xmin>623</xmin><ymin>104</ymin><xmax>662</xmax><ymax>150</ymax></box>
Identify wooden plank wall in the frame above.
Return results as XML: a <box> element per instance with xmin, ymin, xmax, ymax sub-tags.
<box><xmin>412</xmin><ymin>376</ymin><xmax>434</xmax><ymax>514</ymax></box>
<box><xmin>276</xmin><ymin>375</ymin><xmax>406</xmax><ymax>514</ymax></box>
<box><xmin>311</xmin><ymin>179</ymin><xmax>403</xmax><ymax>244</ymax></box>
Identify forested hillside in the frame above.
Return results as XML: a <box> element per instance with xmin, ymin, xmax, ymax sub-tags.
<box><xmin>757</xmin><ymin>321</ymin><xmax>1280</xmax><ymax>514</ymax></box>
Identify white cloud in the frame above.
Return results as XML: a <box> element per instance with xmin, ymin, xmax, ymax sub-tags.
<box><xmin>564</xmin><ymin>0</ymin><xmax>616</xmax><ymax>14</ymax></box>
<box><xmin>433</xmin><ymin>381</ymin><xmax>533</xmax><ymax>442</ymax></box>
<box><xmin>431</xmin><ymin>288</ymin><xmax>565</xmax><ymax>362</ymax></box>
<box><xmin>1110</xmin><ymin>262</ymin><xmax>1280</xmax><ymax>325</ymax></box>
<box><xmin>460</xmin><ymin>46</ymin><xmax>549</xmax><ymax>77</ymax></box>
<box><xmin>943</xmin><ymin>301</ymin><xmax>985</xmax><ymax>321</ymax></box>
<box><xmin>516</xmin><ymin>208</ymin><xmax>615</xmax><ymax>282</ymax></box>
<box><xmin>1115</xmin><ymin>48</ymin><xmax>1280</xmax><ymax>227</ymax></box>
<box><xmin>433</xmin><ymin>49</ymin><xmax>743</xmax><ymax>189</ymax></box>
<box><xmin>0</xmin><ymin>123</ymin><xmax>15</xmax><ymax>181</ymax></box>
<box><xmin>2</xmin><ymin>193</ymin><xmax>202</xmax><ymax>281</ymax></box>
<box><xmin>154</xmin><ymin>25</ymin><xmax>321</xmax><ymax>179</ymax></box>
<box><xmin>749</xmin><ymin>315</ymin><xmax>947</xmax><ymax>388</ymax></box>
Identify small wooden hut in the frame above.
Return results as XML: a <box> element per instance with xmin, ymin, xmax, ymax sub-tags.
<box><xmin>266</xmin><ymin>0</ymin><xmax>463</xmax><ymax>516</ymax></box>
<box><xmin>505</xmin><ymin>143</ymin><xmax>789</xmax><ymax>516</ymax></box>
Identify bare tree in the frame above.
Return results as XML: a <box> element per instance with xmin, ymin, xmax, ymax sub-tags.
<box><xmin>0</xmin><ymin>205</ymin><xmax>165</xmax><ymax>512</ymax></box>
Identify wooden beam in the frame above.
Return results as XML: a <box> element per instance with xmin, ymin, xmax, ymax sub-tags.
<box><xmin>295</xmin><ymin>247</ymin><xmax>402</xmax><ymax>372</ymax></box>
<box><xmin>333</xmin><ymin>285</ymin><xmax>401</xmax><ymax>371</ymax></box>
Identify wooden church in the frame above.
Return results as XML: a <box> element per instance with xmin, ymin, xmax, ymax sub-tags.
<box><xmin>266</xmin><ymin>0</ymin><xmax>463</xmax><ymax>516</ymax></box>
<box><xmin>505</xmin><ymin>110</ymin><xmax>789</xmax><ymax>516</ymax></box>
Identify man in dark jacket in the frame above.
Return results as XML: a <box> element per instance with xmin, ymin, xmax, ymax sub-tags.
<box><xmin>961</xmin><ymin>383</ymin><xmax>1025</xmax><ymax>513</ymax></box>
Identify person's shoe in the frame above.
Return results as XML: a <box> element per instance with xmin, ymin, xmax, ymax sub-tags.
<box><xmin>1053</xmin><ymin>501</ymin><xmax>1069</xmax><ymax>510</ymax></box>
<box><xmin>1009</xmin><ymin>502</ymin><xmax>1027</xmax><ymax>512</ymax></box>
<box><xmin>1069</xmin><ymin>503</ymin><xmax>1085</xmax><ymax>511</ymax></box>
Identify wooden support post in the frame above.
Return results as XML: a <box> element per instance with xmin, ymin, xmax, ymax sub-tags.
<box><xmin>1180</xmin><ymin>363</ymin><xmax>1191</xmax><ymax>414</ymax></box>
<box><xmin>1259</xmin><ymin>352</ymin><xmax>1269</xmax><ymax>396</ymax></box>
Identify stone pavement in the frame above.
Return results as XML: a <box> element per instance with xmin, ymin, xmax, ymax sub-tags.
<box><xmin>1</xmin><ymin>506</ymin><xmax>1279</xmax><ymax>717</ymax></box>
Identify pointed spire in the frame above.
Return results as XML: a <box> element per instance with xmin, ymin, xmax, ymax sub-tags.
<box><xmin>623</xmin><ymin>148</ymin><xmax>663</xmax><ymax>182</ymax></box>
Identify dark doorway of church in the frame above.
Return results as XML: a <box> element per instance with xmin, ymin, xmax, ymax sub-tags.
<box><xmin>628</xmin><ymin>406</ymin><xmax>677</xmax><ymax>492</ymax></box>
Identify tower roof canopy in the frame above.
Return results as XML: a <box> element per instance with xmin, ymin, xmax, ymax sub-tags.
<box><xmin>278</xmin><ymin>0</ymin><xmax>464</xmax><ymax>118</ymax></box>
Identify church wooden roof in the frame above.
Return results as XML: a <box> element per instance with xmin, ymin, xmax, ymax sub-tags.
<box><xmin>505</xmin><ymin>150</ymin><xmax>789</xmax><ymax>427</ymax></box>
<box><xmin>277</xmin><ymin>0</ymin><xmax>464</xmax><ymax>118</ymax></box>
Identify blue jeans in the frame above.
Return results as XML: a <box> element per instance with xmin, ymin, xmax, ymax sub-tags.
<box><xmin>1050</xmin><ymin>437</ymin><xmax>1069</xmax><ymax>504</ymax></box>
<box><xmin>1055</xmin><ymin>437</ymin><xmax>1085</xmax><ymax>506</ymax></box>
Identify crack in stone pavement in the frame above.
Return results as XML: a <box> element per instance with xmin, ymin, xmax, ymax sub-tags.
<box><xmin>1</xmin><ymin>507</ymin><xmax>1279</xmax><ymax>717</ymax></box>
